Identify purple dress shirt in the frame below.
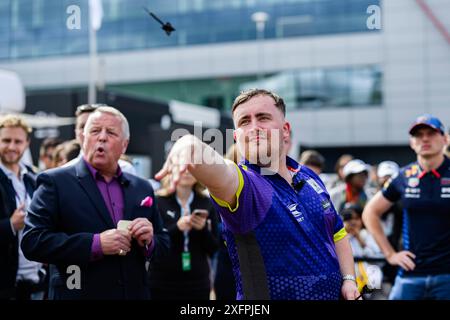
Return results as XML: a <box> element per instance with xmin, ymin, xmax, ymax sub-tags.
<box><xmin>84</xmin><ymin>159</ymin><xmax>154</xmax><ymax>260</ymax></box>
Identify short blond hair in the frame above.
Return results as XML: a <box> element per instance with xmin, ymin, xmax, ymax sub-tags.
<box><xmin>231</xmin><ymin>88</ymin><xmax>286</xmax><ymax>117</ymax></box>
<box><xmin>0</xmin><ymin>114</ymin><xmax>32</xmax><ymax>139</ymax></box>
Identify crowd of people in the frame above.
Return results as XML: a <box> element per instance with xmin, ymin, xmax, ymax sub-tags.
<box><xmin>1</xmin><ymin>90</ymin><xmax>449</xmax><ymax>300</ymax></box>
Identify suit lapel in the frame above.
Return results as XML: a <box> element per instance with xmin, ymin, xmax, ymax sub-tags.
<box><xmin>75</xmin><ymin>159</ymin><xmax>115</xmax><ymax>229</ymax></box>
<box><xmin>121</xmin><ymin>174</ymin><xmax>135</xmax><ymax>221</ymax></box>
<box><xmin>0</xmin><ymin>169</ymin><xmax>18</xmax><ymax>213</ymax></box>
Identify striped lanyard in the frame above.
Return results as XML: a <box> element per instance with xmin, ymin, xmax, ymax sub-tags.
<box><xmin>176</xmin><ymin>191</ymin><xmax>194</xmax><ymax>253</ymax></box>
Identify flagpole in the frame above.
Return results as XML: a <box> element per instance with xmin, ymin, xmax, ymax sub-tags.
<box><xmin>88</xmin><ymin>26</ymin><xmax>97</xmax><ymax>103</ymax></box>
<box><xmin>88</xmin><ymin>6</ymin><xmax>97</xmax><ymax>104</ymax></box>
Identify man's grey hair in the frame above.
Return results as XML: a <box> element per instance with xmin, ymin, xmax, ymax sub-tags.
<box><xmin>83</xmin><ymin>106</ymin><xmax>130</xmax><ymax>140</ymax></box>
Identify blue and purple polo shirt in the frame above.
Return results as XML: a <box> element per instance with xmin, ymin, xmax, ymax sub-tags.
<box><xmin>210</xmin><ymin>156</ymin><xmax>346</xmax><ymax>300</ymax></box>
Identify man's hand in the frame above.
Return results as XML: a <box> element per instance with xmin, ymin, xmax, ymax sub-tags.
<box><xmin>10</xmin><ymin>203</ymin><xmax>26</xmax><ymax>232</ymax></box>
<box><xmin>386</xmin><ymin>251</ymin><xmax>416</xmax><ymax>271</ymax></box>
<box><xmin>190</xmin><ymin>214</ymin><xmax>207</xmax><ymax>230</ymax></box>
<box><xmin>177</xmin><ymin>216</ymin><xmax>192</xmax><ymax>232</ymax></box>
<box><xmin>129</xmin><ymin>218</ymin><xmax>154</xmax><ymax>247</ymax></box>
<box><xmin>155</xmin><ymin>135</ymin><xmax>201</xmax><ymax>192</ymax></box>
<box><xmin>155</xmin><ymin>135</ymin><xmax>238</xmax><ymax>208</ymax></box>
<box><xmin>341</xmin><ymin>280</ymin><xmax>361</xmax><ymax>300</ymax></box>
<box><xmin>100</xmin><ymin>229</ymin><xmax>132</xmax><ymax>255</ymax></box>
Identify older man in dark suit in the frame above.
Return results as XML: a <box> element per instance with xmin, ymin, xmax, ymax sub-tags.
<box><xmin>21</xmin><ymin>106</ymin><xmax>169</xmax><ymax>299</ymax></box>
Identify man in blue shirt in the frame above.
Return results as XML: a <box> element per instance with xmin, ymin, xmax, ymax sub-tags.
<box><xmin>156</xmin><ymin>89</ymin><xmax>360</xmax><ymax>300</ymax></box>
<box><xmin>363</xmin><ymin>114</ymin><xmax>450</xmax><ymax>300</ymax></box>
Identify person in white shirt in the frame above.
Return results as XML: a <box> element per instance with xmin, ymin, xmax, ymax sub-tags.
<box><xmin>0</xmin><ymin>115</ymin><xmax>45</xmax><ymax>300</ymax></box>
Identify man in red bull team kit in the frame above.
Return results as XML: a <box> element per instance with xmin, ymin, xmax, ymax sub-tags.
<box><xmin>363</xmin><ymin>114</ymin><xmax>450</xmax><ymax>300</ymax></box>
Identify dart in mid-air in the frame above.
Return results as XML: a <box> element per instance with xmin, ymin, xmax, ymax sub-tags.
<box><xmin>144</xmin><ymin>7</ymin><xmax>176</xmax><ymax>36</ymax></box>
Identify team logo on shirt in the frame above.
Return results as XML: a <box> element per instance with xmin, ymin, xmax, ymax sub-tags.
<box><xmin>441</xmin><ymin>178</ymin><xmax>450</xmax><ymax>186</ymax></box>
<box><xmin>408</xmin><ymin>177</ymin><xmax>420</xmax><ymax>188</ymax></box>
<box><xmin>288</xmin><ymin>203</ymin><xmax>304</xmax><ymax>222</ymax></box>
<box><xmin>405</xmin><ymin>187</ymin><xmax>420</xmax><ymax>198</ymax></box>
<box><xmin>306</xmin><ymin>178</ymin><xmax>324</xmax><ymax>194</ymax></box>
<box><xmin>405</xmin><ymin>165</ymin><xmax>419</xmax><ymax>178</ymax></box>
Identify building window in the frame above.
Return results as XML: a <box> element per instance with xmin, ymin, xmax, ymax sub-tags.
<box><xmin>0</xmin><ymin>0</ymin><xmax>380</xmax><ymax>60</ymax></box>
<box><xmin>240</xmin><ymin>65</ymin><xmax>383</xmax><ymax>110</ymax></box>
<box><xmin>202</xmin><ymin>95</ymin><xmax>225</xmax><ymax>110</ymax></box>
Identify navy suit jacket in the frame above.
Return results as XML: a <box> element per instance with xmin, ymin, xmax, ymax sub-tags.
<box><xmin>0</xmin><ymin>166</ymin><xmax>36</xmax><ymax>298</ymax></box>
<box><xmin>21</xmin><ymin>159</ymin><xmax>169</xmax><ymax>300</ymax></box>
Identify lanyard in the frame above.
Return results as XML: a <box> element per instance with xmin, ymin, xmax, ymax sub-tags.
<box><xmin>176</xmin><ymin>191</ymin><xmax>194</xmax><ymax>253</ymax></box>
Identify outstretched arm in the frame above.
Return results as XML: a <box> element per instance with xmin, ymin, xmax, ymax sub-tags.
<box><xmin>155</xmin><ymin>134</ymin><xmax>239</xmax><ymax>207</ymax></box>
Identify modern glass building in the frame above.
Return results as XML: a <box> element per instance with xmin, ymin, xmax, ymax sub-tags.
<box><xmin>0</xmin><ymin>0</ymin><xmax>379</xmax><ymax>60</ymax></box>
<box><xmin>0</xmin><ymin>0</ymin><xmax>383</xmax><ymax>112</ymax></box>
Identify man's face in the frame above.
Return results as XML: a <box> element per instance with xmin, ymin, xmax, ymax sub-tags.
<box><xmin>0</xmin><ymin>127</ymin><xmax>30</xmax><ymax>166</ymax></box>
<box><xmin>82</xmin><ymin>113</ymin><xmax>128</xmax><ymax>174</ymax></box>
<box><xmin>75</xmin><ymin>112</ymin><xmax>91</xmax><ymax>143</ymax></box>
<box><xmin>410</xmin><ymin>127</ymin><xmax>448</xmax><ymax>158</ymax></box>
<box><xmin>233</xmin><ymin>95</ymin><xmax>290</xmax><ymax>167</ymax></box>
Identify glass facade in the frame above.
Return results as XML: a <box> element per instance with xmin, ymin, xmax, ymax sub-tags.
<box><xmin>0</xmin><ymin>0</ymin><xmax>379</xmax><ymax>61</ymax></box>
<box><xmin>240</xmin><ymin>65</ymin><xmax>382</xmax><ymax>109</ymax></box>
<box><xmin>107</xmin><ymin>64</ymin><xmax>382</xmax><ymax>112</ymax></box>
<box><xmin>107</xmin><ymin>74</ymin><xmax>259</xmax><ymax>111</ymax></box>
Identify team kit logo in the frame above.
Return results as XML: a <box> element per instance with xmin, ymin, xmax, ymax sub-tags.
<box><xmin>405</xmin><ymin>177</ymin><xmax>421</xmax><ymax>198</ymax></box>
<box><xmin>408</xmin><ymin>177</ymin><xmax>419</xmax><ymax>188</ymax></box>
<box><xmin>288</xmin><ymin>203</ymin><xmax>304</xmax><ymax>223</ymax></box>
<box><xmin>404</xmin><ymin>173</ymin><xmax>450</xmax><ymax>199</ymax></box>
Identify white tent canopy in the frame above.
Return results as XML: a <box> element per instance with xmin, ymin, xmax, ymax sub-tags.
<box><xmin>0</xmin><ymin>69</ymin><xmax>75</xmax><ymax>128</ymax></box>
<box><xmin>0</xmin><ymin>69</ymin><xmax>25</xmax><ymax>113</ymax></box>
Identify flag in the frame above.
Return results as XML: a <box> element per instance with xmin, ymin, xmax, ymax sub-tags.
<box><xmin>89</xmin><ymin>0</ymin><xmax>103</xmax><ymax>31</ymax></box>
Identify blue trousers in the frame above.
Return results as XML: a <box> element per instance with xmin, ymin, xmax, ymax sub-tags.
<box><xmin>389</xmin><ymin>274</ymin><xmax>450</xmax><ymax>300</ymax></box>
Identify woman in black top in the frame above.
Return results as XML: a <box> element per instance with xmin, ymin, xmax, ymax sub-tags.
<box><xmin>149</xmin><ymin>171</ymin><xmax>219</xmax><ymax>300</ymax></box>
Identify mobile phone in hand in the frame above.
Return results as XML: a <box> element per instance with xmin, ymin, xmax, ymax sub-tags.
<box><xmin>192</xmin><ymin>209</ymin><xmax>208</xmax><ymax>218</ymax></box>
